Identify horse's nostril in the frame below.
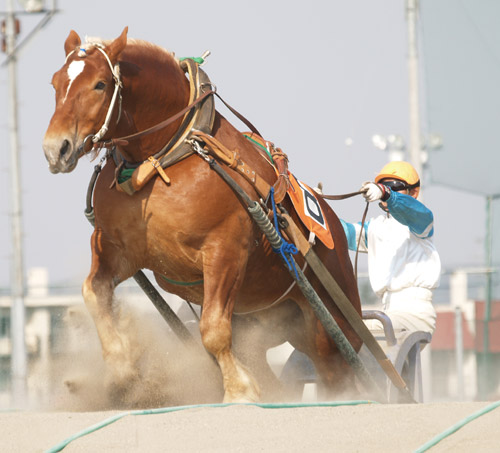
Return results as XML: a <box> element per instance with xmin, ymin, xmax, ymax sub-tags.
<box><xmin>60</xmin><ymin>140</ymin><xmax>70</xmax><ymax>157</ymax></box>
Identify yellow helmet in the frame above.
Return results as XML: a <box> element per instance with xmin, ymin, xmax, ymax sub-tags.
<box><xmin>375</xmin><ymin>161</ymin><xmax>420</xmax><ymax>198</ymax></box>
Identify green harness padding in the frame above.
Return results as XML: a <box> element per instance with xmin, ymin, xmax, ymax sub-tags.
<box><xmin>117</xmin><ymin>168</ymin><xmax>135</xmax><ymax>184</ymax></box>
<box><xmin>243</xmin><ymin>133</ymin><xmax>274</xmax><ymax>162</ymax></box>
<box><xmin>159</xmin><ymin>273</ymin><xmax>203</xmax><ymax>286</ymax></box>
<box><xmin>178</xmin><ymin>56</ymin><xmax>205</xmax><ymax>65</ymax></box>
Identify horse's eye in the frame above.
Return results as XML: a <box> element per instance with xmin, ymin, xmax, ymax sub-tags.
<box><xmin>94</xmin><ymin>81</ymin><xmax>106</xmax><ymax>90</ymax></box>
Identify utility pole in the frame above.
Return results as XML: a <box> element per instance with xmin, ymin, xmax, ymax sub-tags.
<box><xmin>4</xmin><ymin>0</ymin><xmax>27</xmax><ymax>408</ymax></box>
<box><xmin>1</xmin><ymin>0</ymin><xmax>57</xmax><ymax>408</ymax></box>
<box><xmin>478</xmin><ymin>195</ymin><xmax>499</xmax><ymax>399</ymax></box>
<box><xmin>406</xmin><ymin>0</ymin><xmax>423</xmax><ymax>195</ymax></box>
<box><xmin>406</xmin><ymin>0</ymin><xmax>434</xmax><ymax>402</ymax></box>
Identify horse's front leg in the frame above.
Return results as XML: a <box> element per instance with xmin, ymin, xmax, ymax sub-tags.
<box><xmin>199</xmin><ymin>240</ymin><xmax>260</xmax><ymax>403</ymax></box>
<box><xmin>82</xmin><ymin>229</ymin><xmax>139</xmax><ymax>397</ymax></box>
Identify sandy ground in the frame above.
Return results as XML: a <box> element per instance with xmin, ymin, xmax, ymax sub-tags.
<box><xmin>5</xmin><ymin>304</ymin><xmax>500</xmax><ymax>452</ymax></box>
<box><xmin>1</xmin><ymin>400</ymin><xmax>500</xmax><ymax>452</ymax></box>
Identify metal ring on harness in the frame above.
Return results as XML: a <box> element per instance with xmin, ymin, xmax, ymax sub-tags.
<box><xmin>81</xmin><ymin>134</ymin><xmax>95</xmax><ymax>154</ymax></box>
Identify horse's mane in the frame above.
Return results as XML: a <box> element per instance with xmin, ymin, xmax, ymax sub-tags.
<box><xmin>81</xmin><ymin>35</ymin><xmax>179</xmax><ymax>67</ymax></box>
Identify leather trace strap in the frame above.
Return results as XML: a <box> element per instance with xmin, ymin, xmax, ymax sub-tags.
<box><xmin>190</xmin><ymin>130</ymin><xmax>271</xmax><ymax>199</ymax></box>
<box><xmin>194</xmin><ymin>152</ymin><xmax>414</xmax><ymax>401</ymax></box>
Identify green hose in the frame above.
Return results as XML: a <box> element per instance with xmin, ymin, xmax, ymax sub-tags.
<box><xmin>44</xmin><ymin>400</ymin><xmax>378</xmax><ymax>452</ymax></box>
<box><xmin>414</xmin><ymin>400</ymin><xmax>500</xmax><ymax>452</ymax></box>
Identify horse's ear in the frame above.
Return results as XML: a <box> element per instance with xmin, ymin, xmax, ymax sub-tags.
<box><xmin>106</xmin><ymin>27</ymin><xmax>128</xmax><ymax>64</ymax></box>
<box><xmin>64</xmin><ymin>30</ymin><xmax>81</xmax><ymax>56</ymax></box>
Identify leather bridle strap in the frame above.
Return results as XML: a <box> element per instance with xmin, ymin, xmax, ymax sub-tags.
<box><xmin>103</xmin><ymin>89</ymin><xmax>216</xmax><ymax>148</ymax></box>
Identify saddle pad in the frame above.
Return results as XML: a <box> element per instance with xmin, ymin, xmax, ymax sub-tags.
<box><xmin>286</xmin><ymin>173</ymin><xmax>334</xmax><ymax>249</ymax></box>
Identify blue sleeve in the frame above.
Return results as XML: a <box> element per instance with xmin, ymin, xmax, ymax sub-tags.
<box><xmin>386</xmin><ymin>190</ymin><xmax>434</xmax><ymax>238</ymax></box>
<box><xmin>340</xmin><ymin>219</ymin><xmax>369</xmax><ymax>251</ymax></box>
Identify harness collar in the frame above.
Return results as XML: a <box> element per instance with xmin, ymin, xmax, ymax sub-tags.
<box><xmin>110</xmin><ymin>57</ymin><xmax>216</xmax><ymax>195</ymax></box>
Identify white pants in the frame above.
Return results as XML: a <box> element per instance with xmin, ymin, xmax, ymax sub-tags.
<box><xmin>364</xmin><ymin>287</ymin><xmax>436</xmax><ymax>336</ymax></box>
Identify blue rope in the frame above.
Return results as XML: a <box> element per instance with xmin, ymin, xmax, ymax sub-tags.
<box><xmin>270</xmin><ymin>188</ymin><xmax>299</xmax><ymax>278</ymax></box>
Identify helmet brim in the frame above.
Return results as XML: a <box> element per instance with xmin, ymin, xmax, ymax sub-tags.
<box><xmin>375</xmin><ymin>174</ymin><xmax>406</xmax><ymax>183</ymax></box>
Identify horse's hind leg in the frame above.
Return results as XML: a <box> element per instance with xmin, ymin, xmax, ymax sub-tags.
<box><xmin>199</xmin><ymin>301</ymin><xmax>261</xmax><ymax>402</ymax></box>
<box><xmin>232</xmin><ymin>314</ymin><xmax>286</xmax><ymax>401</ymax></box>
<box><xmin>199</xmin><ymin>244</ymin><xmax>260</xmax><ymax>403</ymax></box>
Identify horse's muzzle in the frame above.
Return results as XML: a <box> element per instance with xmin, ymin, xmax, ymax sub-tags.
<box><xmin>43</xmin><ymin>136</ymin><xmax>79</xmax><ymax>174</ymax></box>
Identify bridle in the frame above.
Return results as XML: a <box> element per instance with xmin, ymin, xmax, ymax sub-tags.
<box><xmin>65</xmin><ymin>44</ymin><xmax>123</xmax><ymax>154</ymax></box>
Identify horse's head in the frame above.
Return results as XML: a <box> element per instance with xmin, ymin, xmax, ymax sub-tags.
<box><xmin>43</xmin><ymin>27</ymin><xmax>128</xmax><ymax>173</ymax></box>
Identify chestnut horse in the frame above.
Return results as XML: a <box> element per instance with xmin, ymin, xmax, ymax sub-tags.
<box><xmin>43</xmin><ymin>27</ymin><xmax>362</xmax><ymax>403</ymax></box>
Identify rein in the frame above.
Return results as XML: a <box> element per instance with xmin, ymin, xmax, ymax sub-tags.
<box><xmin>319</xmin><ymin>190</ymin><xmax>369</xmax><ymax>280</ymax></box>
<box><xmin>102</xmin><ymin>90</ymin><xmax>262</xmax><ymax>149</ymax></box>
<box><xmin>104</xmin><ymin>88</ymin><xmax>216</xmax><ymax>148</ymax></box>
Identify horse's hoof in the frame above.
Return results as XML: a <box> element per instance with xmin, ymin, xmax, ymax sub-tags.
<box><xmin>223</xmin><ymin>392</ymin><xmax>260</xmax><ymax>403</ymax></box>
<box><xmin>223</xmin><ymin>386</ymin><xmax>261</xmax><ymax>404</ymax></box>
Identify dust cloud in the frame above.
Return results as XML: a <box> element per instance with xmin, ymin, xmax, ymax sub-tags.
<box><xmin>28</xmin><ymin>300</ymin><xmax>302</xmax><ymax>412</ymax></box>
<box><xmin>30</xmin><ymin>301</ymin><xmax>224</xmax><ymax>411</ymax></box>
<box><xmin>26</xmin><ymin>296</ymin><xmax>368</xmax><ymax>411</ymax></box>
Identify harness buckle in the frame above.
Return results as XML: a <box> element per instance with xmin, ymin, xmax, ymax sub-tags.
<box><xmin>148</xmin><ymin>156</ymin><xmax>171</xmax><ymax>185</ymax></box>
<box><xmin>188</xmin><ymin>138</ymin><xmax>211</xmax><ymax>162</ymax></box>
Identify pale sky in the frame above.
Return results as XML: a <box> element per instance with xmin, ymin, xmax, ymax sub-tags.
<box><xmin>0</xmin><ymin>0</ymin><xmax>491</xmax><ymax>291</ymax></box>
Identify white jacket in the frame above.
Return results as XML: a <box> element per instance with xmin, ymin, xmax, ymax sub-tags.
<box><xmin>341</xmin><ymin>191</ymin><xmax>441</xmax><ymax>297</ymax></box>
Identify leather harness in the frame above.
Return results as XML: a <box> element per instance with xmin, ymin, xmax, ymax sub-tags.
<box><xmin>108</xmin><ymin>58</ymin><xmax>216</xmax><ymax>195</ymax></box>
<box><xmin>94</xmin><ymin>55</ymin><xmax>290</xmax><ymax>202</ymax></box>
<box><xmin>86</xmin><ymin>55</ymin><xmax>413</xmax><ymax>400</ymax></box>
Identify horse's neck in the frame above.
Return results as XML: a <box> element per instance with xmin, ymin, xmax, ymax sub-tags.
<box><xmin>117</xmin><ymin>56</ymin><xmax>189</xmax><ymax>163</ymax></box>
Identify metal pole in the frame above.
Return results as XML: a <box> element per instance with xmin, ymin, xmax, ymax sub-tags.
<box><xmin>479</xmin><ymin>195</ymin><xmax>493</xmax><ymax>399</ymax></box>
<box><xmin>5</xmin><ymin>0</ymin><xmax>27</xmax><ymax>407</ymax></box>
<box><xmin>454</xmin><ymin>305</ymin><xmax>465</xmax><ymax>401</ymax></box>
<box><xmin>450</xmin><ymin>270</ymin><xmax>467</xmax><ymax>401</ymax></box>
<box><xmin>406</xmin><ymin>0</ymin><xmax>433</xmax><ymax>400</ymax></box>
<box><xmin>406</xmin><ymin>0</ymin><xmax>423</xmax><ymax>195</ymax></box>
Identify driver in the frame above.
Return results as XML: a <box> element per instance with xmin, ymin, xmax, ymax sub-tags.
<box><xmin>340</xmin><ymin>161</ymin><xmax>441</xmax><ymax>336</ymax></box>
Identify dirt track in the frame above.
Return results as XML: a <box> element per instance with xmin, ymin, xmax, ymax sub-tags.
<box><xmin>5</xmin><ymin>305</ymin><xmax>498</xmax><ymax>452</ymax></box>
<box><xmin>2</xmin><ymin>400</ymin><xmax>500</xmax><ymax>452</ymax></box>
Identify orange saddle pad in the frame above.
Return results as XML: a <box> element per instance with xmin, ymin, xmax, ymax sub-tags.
<box><xmin>286</xmin><ymin>173</ymin><xmax>334</xmax><ymax>249</ymax></box>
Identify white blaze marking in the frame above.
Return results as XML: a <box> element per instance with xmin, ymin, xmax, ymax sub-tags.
<box><xmin>63</xmin><ymin>60</ymin><xmax>85</xmax><ymax>103</ymax></box>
